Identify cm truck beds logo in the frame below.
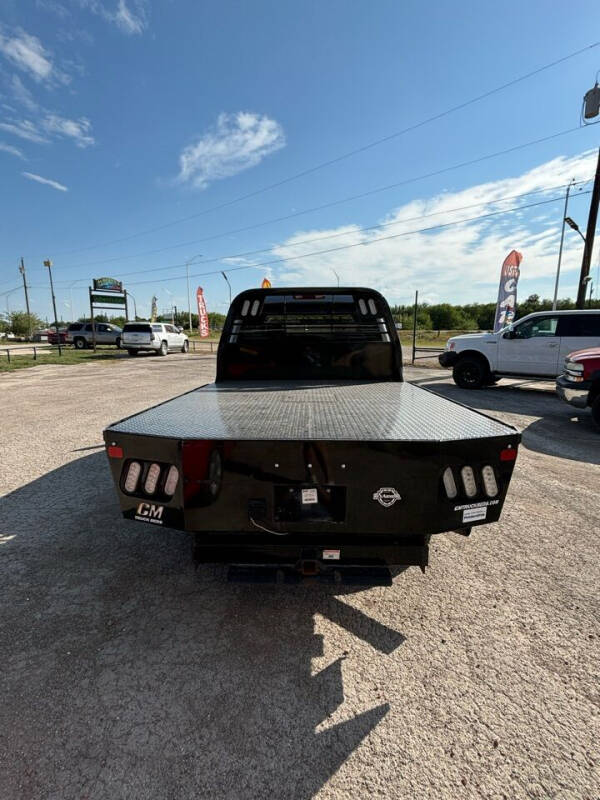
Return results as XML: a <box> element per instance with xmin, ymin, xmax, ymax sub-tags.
<box><xmin>135</xmin><ymin>503</ymin><xmax>164</xmax><ymax>524</ymax></box>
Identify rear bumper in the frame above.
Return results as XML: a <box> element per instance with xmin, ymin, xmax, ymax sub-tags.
<box><xmin>438</xmin><ymin>351</ymin><xmax>458</xmax><ymax>368</ymax></box>
<box><xmin>122</xmin><ymin>342</ymin><xmax>158</xmax><ymax>351</ymax></box>
<box><xmin>191</xmin><ymin>532</ymin><xmax>430</xmax><ymax>573</ymax></box>
<box><xmin>556</xmin><ymin>375</ymin><xmax>590</xmax><ymax>408</ymax></box>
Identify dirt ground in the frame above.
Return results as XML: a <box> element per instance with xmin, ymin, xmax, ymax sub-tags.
<box><xmin>0</xmin><ymin>354</ymin><xmax>598</xmax><ymax>800</ymax></box>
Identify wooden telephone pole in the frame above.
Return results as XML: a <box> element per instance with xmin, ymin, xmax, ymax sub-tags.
<box><xmin>576</xmin><ymin>148</ymin><xmax>600</xmax><ymax>309</ymax></box>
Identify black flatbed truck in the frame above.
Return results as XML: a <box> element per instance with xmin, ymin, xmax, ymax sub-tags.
<box><xmin>104</xmin><ymin>288</ymin><xmax>520</xmax><ymax>584</ymax></box>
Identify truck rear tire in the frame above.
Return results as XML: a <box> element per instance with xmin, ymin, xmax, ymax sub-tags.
<box><xmin>591</xmin><ymin>395</ymin><xmax>600</xmax><ymax>431</ymax></box>
<box><xmin>453</xmin><ymin>357</ymin><xmax>488</xmax><ymax>389</ymax></box>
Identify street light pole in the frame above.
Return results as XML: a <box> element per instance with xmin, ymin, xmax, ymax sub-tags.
<box><xmin>44</xmin><ymin>259</ymin><xmax>62</xmax><ymax>355</ymax></box>
<box><xmin>552</xmin><ymin>181</ymin><xmax>574</xmax><ymax>310</ymax></box>
<box><xmin>331</xmin><ymin>269</ymin><xmax>340</xmax><ymax>287</ymax></box>
<box><xmin>221</xmin><ymin>271</ymin><xmax>232</xmax><ymax>306</ymax></box>
<box><xmin>127</xmin><ymin>292</ymin><xmax>138</xmax><ymax>320</ymax></box>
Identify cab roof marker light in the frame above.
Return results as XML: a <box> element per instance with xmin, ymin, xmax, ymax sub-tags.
<box><xmin>461</xmin><ymin>466</ymin><xmax>477</xmax><ymax>498</ymax></box>
<box><xmin>442</xmin><ymin>467</ymin><xmax>458</xmax><ymax>499</ymax></box>
<box><xmin>124</xmin><ymin>461</ymin><xmax>141</xmax><ymax>493</ymax></box>
<box><xmin>144</xmin><ymin>463</ymin><xmax>161</xmax><ymax>495</ymax></box>
<box><xmin>164</xmin><ymin>465</ymin><xmax>179</xmax><ymax>496</ymax></box>
<box><xmin>482</xmin><ymin>465</ymin><xmax>498</xmax><ymax>498</ymax></box>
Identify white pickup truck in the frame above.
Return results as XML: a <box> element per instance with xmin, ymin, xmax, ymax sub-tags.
<box><xmin>439</xmin><ymin>310</ymin><xmax>600</xmax><ymax>388</ymax></box>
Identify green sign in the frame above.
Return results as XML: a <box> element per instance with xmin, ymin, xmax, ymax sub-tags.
<box><xmin>91</xmin><ymin>293</ymin><xmax>126</xmax><ymax>305</ymax></box>
<box><xmin>93</xmin><ymin>277</ymin><xmax>123</xmax><ymax>292</ymax></box>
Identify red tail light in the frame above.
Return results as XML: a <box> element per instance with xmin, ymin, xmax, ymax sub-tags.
<box><xmin>108</xmin><ymin>445</ymin><xmax>123</xmax><ymax>458</ymax></box>
<box><xmin>500</xmin><ymin>447</ymin><xmax>517</xmax><ymax>462</ymax></box>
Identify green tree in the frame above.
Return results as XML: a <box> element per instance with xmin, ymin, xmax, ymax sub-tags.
<box><xmin>9</xmin><ymin>310</ymin><xmax>44</xmax><ymax>336</ymax></box>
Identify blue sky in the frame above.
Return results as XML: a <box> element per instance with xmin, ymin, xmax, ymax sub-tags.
<box><xmin>1</xmin><ymin>0</ymin><xmax>600</xmax><ymax>322</ymax></box>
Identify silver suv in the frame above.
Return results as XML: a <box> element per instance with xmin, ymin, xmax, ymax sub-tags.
<box><xmin>66</xmin><ymin>322</ymin><xmax>122</xmax><ymax>349</ymax></box>
<box><xmin>121</xmin><ymin>322</ymin><xmax>189</xmax><ymax>356</ymax></box>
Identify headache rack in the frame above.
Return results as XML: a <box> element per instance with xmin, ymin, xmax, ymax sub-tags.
<box><xmin>217</xmin><ymin>288</ymin><xmax>403</xmax><ymax>382</ymax></box>
<box><xmin>229</xmin><ymin>294</ymin><xmax>391</xmax><ymax>343</ymax></box>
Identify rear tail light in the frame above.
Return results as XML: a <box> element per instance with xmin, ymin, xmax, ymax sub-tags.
<box><xmin>500</xmin><ymin>447</ymin><xmax>517</xmax><ymax>462</ymax></box>
<box><xmin>461</xmin><ymin>466</ymin><xmax>477</xmax><ymax>498</ymax></box>
<box><xmin>124</xmin><ymin>461</ymin><xmax>142</xmax><ymax>492</ymax></box>
<box><xmin>144</xmin><ymin>463</ymin><xmax>161</xmax><ymax>495</ymax></box>
<box><xmin>481</xmin><ymin>465</ymin><xmax>498</xmax><ymax>497</ymax></box>
<box><xmin>164</xmin><ymin>465</ymin><xmax>179</xmax><ymax>496</ymax></box>
<box><xmin>442</xmin><ymin>467</ymin><xmax>458</xmax><ymax>499</ymax></box>
<box><xmin>107</xmin><ymin>445</ymin><xmax>123</xmax><ymax>459</ymax></box>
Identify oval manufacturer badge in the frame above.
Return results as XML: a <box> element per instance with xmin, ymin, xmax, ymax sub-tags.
<box><xmin>372</xmin><ymin>487</ymin><xmax>401</xmax><ymax>507</ymax></box>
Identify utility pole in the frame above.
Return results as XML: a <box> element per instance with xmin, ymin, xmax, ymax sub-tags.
<box><xmin>19</xmin><ymin>257</ymin><xmax>32</xmax><ymax>337</ymax></box>
<box><xmin>576</xmin><ymin>147</ymin><xmax>600</xmax><ymax>308</ymax></box>
<box><xmin>552</xmin><ymin>181</ymin><xmax>574</xmax><ymax>310</ymax></box>
<box><xmin>44</xmin><ymin>259</ymin><xmax>62</xmax><ymax>355</ymax></box>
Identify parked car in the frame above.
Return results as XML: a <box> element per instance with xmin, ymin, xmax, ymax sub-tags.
<box><xmin>47</xmin><ymin>328</ymin><xmax>67</xmax><ymax>344</ymax></box>
<box><xmin>556</xmin><ymin>347</ymin><xmax>600</xmax><ymax>429</ymax></box>
<box><xmin>439</xmin><ymin>310</ymin><xmax>600</xmax><ymax>388</ymax></box>
<box><xmin>121</xmin><ymin>322</ymin><xmax>189</xmax><ymax>356</ymax></box>
<box><xmin>66</xmin><ymin>322</ymin><xmax>122</xmax><ymax>349</ymax></box>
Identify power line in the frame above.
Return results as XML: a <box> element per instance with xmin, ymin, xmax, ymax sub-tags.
<box><xmin>122</xmin><ymin>192</ymin><xmax>590</xmax><ymax>287</ymax></box>
<box><xmin>55</xmin><ymin>127</ymin><xmax>593</xmax><ymax>276</ymax></box>
<box><xmin>29</xmin><ymin>40</ymin><xmax>600</xmax><ymax>259</ymax></box>
<box><xmin>56</xmin><ymin>178</ymin><xmax>591</xmax><ymax>283</ymax></box>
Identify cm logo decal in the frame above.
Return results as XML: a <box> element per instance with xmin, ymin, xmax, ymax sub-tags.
<box><xmin>135</xmin><ymin>502</ymin><xmax>164</xmax><ymax>525</ymax></box>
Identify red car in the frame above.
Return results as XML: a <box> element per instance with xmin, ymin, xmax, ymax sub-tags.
<box><xmin>556</xmin><ymin>347</ymin><xmax>600</xmax><ymax>430</ymax></box>
<box><xmin>46</xmin><ymin>328</ymin><xmax>67</xmax><ymax>345</ymax></box>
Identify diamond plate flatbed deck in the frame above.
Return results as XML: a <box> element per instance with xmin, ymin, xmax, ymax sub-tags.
<box><xmin>106</xmin><ymin>380</ymin><xmax>517</xmax><ymax>442</ymax></box>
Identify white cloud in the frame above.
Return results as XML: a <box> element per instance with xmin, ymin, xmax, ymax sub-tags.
<box><xmin>0</xmin><ymin>140</ymin><xmax>25</xmax><ymax>159</ymax></box>
<box><xmin>0</xmin><ymin>28</ymin><xmax>54</xmax><ymax>82</ymax></box>
<box><xmin>22</xmin><ymin>171</ymin><xmax>68</xmax><ymax>191</ymax></box>
<box><xmin>269</xmin><ymin>151</ymin><xmax>597</xmax><ymax>305</ymax></box>
<box><xmin>36</xmin><ymin>0</ymin><xmax>72</xmax><ymax>19</ymax></box>
<box><xmin>0</xmin><ymin>119</ymin><xmax>49</xmax><ymax>143</ymax></box>
<box><xmin>114</xmin><ymin>0</ymin><xmax>147</xmax><ymax>34</ymax></box>
<box><xmin>42</xmin><ymin>113</ymin><xmax>95</xmax><ymax>147</ymax></box>
<box><xmin>76</xmin><ymin>0</ymin><xmax>148</xmax><ymax>35</ymax></box>
<box><xmin>0</xmin><ymin>113</ymin><xmax>95</xmax><ymax>147</ymax></box>
<box><xmin>178</xmin><ymin>111</ymin><xmax>286</xmax><ymax>190</ymax></box>
<box><xmin>10</xmin><ymin>74</ymin><xmax>39</xmax><ymax>111</ymax></box>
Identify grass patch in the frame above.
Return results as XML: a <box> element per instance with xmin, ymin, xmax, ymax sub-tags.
<box><xmin>0</xmin><ymin>347</ymin><xmax>130</xmax><ymax>373</ymax></box>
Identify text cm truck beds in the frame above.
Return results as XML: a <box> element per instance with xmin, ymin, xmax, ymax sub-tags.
<box><xmin>104</xmin><ymin>288</ymin><xmax>520</xmax><ymax>584</ymax></box>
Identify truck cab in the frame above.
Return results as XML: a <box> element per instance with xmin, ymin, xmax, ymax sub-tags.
<box><xmin>440</xmin><ymin>310</ymin><xmax>600</xmax><ymax>388</ymax></box>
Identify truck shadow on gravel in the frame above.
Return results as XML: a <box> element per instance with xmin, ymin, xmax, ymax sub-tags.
<box><xmin>413</xmin><ymin>378</ymin><xmax>600</xmax><ymax>465</ymax></box>
<box><xmin>0</xmin><ymin>452</ymin><xmax>405</xmax><ymax>800</ymax></box>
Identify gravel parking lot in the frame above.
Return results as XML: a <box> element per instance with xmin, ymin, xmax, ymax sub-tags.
<box><xmin>1</xmin><ymin>354</ymin><xmax>598</xmax><ymax>799</ymax></box>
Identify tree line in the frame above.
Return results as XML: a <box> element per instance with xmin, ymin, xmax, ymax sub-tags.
<box><xmin>391</xmin><ymin>294</ymin><xmax>600</xmax><ymax>331</ymax></box>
